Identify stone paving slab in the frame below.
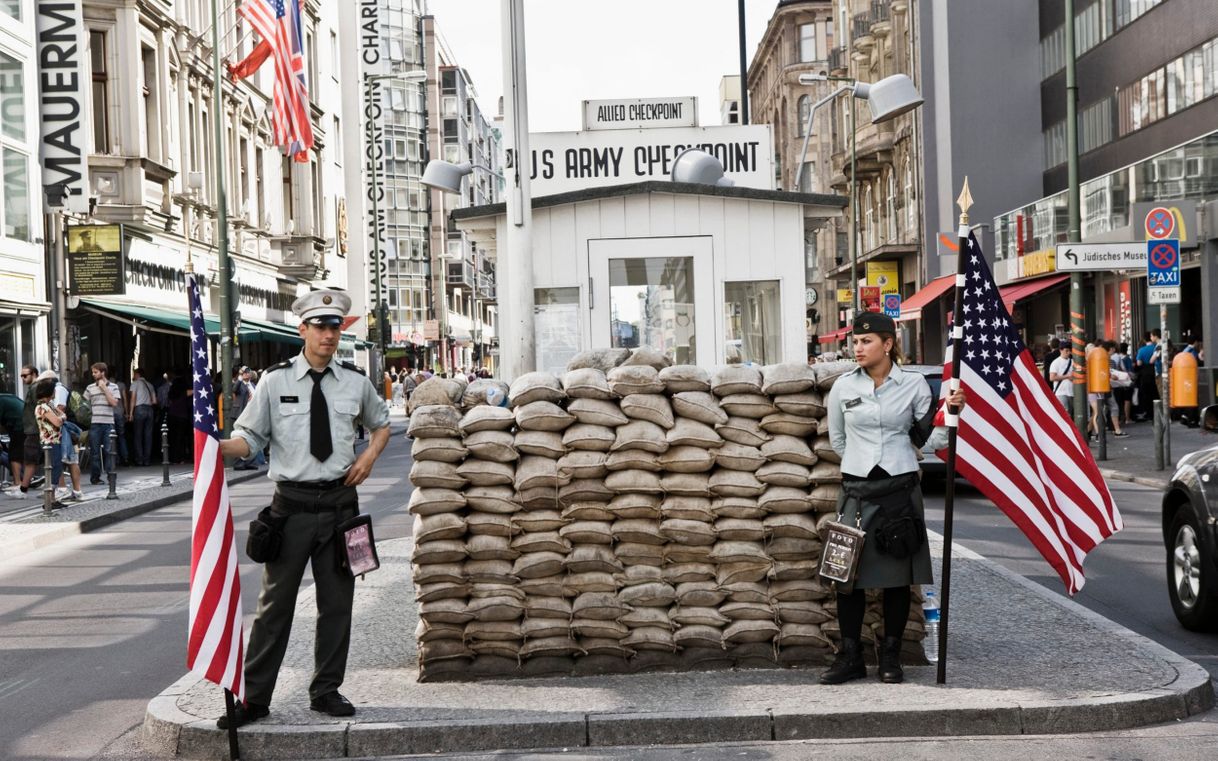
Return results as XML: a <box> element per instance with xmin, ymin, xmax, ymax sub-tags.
<box><xmin>143</xmin><ymin>533</ymin><xmax>1215</xmax><ymax>760</ymax></box>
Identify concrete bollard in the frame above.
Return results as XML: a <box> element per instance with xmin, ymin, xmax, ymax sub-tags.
<box><xmin>106</xmin><ymin>428</ymin><xmax>118</xmax><ymax>500</ymax></box>
<box><xmin>161</xmin><ymin>420</ymin><xmax>171</xmax><ymax>486</ymax></box>
<box><xmin>42</xmin><ymin>442</ymin><xmax>55</xmax><ymax>515</ymax></box>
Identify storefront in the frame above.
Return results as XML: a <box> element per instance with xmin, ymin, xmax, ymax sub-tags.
<box><xmin>452</xmin><ymin>181</ymin><xmax>845</xmax><ymax>372</ymax></box>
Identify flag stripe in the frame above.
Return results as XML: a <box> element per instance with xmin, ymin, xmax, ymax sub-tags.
<box><xmin>937</xmin><ymin>232</ymin><xmax>1121</xmax><ymax>596</ymax></box>
<box><xmin>186</xmin><ymin>273</ymin><xmax>245</xmax><ymax>701</ymax></box>
<box><xmin>238</xmin><ymin>0</ymin><xmax>314</xmax><ymax>160</ymax></box>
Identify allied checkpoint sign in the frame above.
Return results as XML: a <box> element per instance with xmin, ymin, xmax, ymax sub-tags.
<box><xmin>527</xmin><ymin>124</ymin><xmax>775</xmax><ymax>195</ymax></box>
<box><xmin>583</xmin><ymin>97</ymin><xmax>698</xmax><ymax>131</ymax></box>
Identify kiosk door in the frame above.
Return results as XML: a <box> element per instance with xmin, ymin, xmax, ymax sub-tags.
<box><xmin>588</xmin><ymin>236</ymin><xmax>716</xmax><ymax>365</ymax></box>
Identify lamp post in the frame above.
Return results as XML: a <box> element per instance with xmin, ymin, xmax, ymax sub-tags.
<box><xmin>793</xmin><ymin>73</ymin><xmax>922</xmax><ymax>315</ymax></box>
<box><xmin>365</xmin><ymin>69</ymin><xmax>426</xmax><ymax>393</ymax></box>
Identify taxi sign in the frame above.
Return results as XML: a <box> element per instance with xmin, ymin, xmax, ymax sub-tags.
<box><xmin>882</xmin><ymin>293</ymin><xmax>901</xmax><ymax>319</ymax></box>
<box><xmin>1146</xmin><ymin>239</ymin><xmax>1180</xmax><ymax>288</ymax></box>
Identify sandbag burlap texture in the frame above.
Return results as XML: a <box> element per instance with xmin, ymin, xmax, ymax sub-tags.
<box><xmin>408</xmin><ymin>355</ymin><xmax>926</xmax><ymax>681</ymax></box>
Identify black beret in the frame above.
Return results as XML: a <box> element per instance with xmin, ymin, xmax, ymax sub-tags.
<box><xmin>852</xmin><ymin>312</ymin><xmax>896</xmax><ymax>335</ymax></box>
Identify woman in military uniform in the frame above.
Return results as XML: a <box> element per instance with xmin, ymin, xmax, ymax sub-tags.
<box><xmin>820</xmin><ymin>312</ymin><xmax>965</xmax><ymax>685</ymax></box>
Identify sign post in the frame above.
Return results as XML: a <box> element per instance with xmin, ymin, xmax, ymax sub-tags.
<box><xmin>1146</xmin><ymin>215</ymin><xmax>1179</xmax><ymax>468</ymax></box>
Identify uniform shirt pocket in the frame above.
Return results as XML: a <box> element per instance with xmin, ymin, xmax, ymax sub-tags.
<box><xmin>278</xmin><ymin>402</ymin><xmax>309</xmax><ymax>416</ymax></box>
<box><xmin>333</xmin><ymin>401</ymin><xmax>359</xmax><ymax>417</ymax></box>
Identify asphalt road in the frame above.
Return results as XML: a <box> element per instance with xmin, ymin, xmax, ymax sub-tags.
<box><xmin>0</xmin><ymin>416</ymin><xmax>413</xmax><ymax>761</ymax></box>
<box><xmin>919</xmin><ymin>478</ymin><xmax>1218</xmax><ymax>681</ymax></box>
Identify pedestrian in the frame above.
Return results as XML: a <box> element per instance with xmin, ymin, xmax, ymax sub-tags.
<box><xmin>33</xmin><ymin>378</ymin><xmax>68</xmax><ymax>504</ymax></box>
<box><xmin>84</xmin><ymin>362</ymin><xmax>121</xmax><ymax>484</ymax></box>
<box><xmin>1088</xmin><ymin>343</ymin><xmax>1128</xmax><ymax>439</ymax></box>
<box><xmin>0</xmin><ymin>388</ymin><xmax>25</xmax><ymax>490</ymax></box>
<box><xmin>128</xmin><ymin>368</ymin><xmax>157</xmax><ymax>467</ymax></box>
<box><xmin>820</xmin><ymin>313</ymin><xmax>965</xmax><ymax>685</ymax></box>
<box><xmin>167</xmin><ymin>376</ymin><xmax>193</xmax><ymax>463</ymax></box>
<box><xmin>230</xmin><ymin>366</ymin><xmax>253</xmax><ymax>425</ymax></box>
<box><xmin>216</xmin><ymin>289</ymin><xmax>391</xmax><ymax>729</ymax></box>
<box><xmin>1042</xmin><ymin>338</ymin><xmax>1061</xmax><ymax>388</ymax></box>
<box><xmin>111</xmin><ymin>373</ymin><xmax>130</xmax><ymax>466</ymax></box>
<box><xmin>1107</xmin><ymin>341</ymin><xmax>1134</xmax><ymax>429</ymax></box>
<box><xmin>1134</xmin><ymin>330</ymin><xmax>1161</xmax><ymax>421</ymax></box>
<box><xmin>1048</xmin><ymin>341</ymin><xmax>1074</xmax><ymax>414</ymax></box>
<box><xmin>16</xmin><ymin>365</ymin><xmax>45</xmax><ymax>496</ymax></box>
<box><xmin>42</xmin><ymin>370</ymin><xmax>84</xmax><ymax>500</ymax></box>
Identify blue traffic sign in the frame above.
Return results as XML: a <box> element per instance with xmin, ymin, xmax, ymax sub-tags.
<box><xmin>882</xmin><ymin>293</ymin><xmax>901</xmax><ymax>319</ymax></box>
<box><xmin>1147</xmin><ymin>239</ymin><xmax>1180</xmax><ymax>287</ymax></box>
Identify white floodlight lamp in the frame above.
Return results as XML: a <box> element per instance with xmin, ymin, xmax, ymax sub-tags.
<box><xmin>421</xmin><ymin>160</ymin><xmax>474</xmax><ymax>194</ymax></box>
<box><xmin>669</xmin><ymin>148</ymin><xmax>736</xmax><ymax>187</ymax></box>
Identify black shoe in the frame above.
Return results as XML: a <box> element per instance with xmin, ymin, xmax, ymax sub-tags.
<box><xmin>90</xmin><ymin>477</ymin><xmax>103</xmax><ymax>485</ymax></box>
<box><xmin>878</xmin><ymin>636</ymin><xmax>904</xmax><ymax>684</ymax></box>
<box><xmin>820</xmin><ymin>638</ymin><xmax>867</xmax><ymax>685</ymax></box>
<box><xmin>309</xmin><ymin>691</ymin><xmax>355</xmax><ymax>717</ymax></box>
<box><xmin>216</xmin><ymin>702</ymin><xmax>269</xmax><ymax>729</ymax></box>
<box><xmin>29</xmin><ymin>476</ymin><xmax>44</xmax><ymax>489</ymax></box>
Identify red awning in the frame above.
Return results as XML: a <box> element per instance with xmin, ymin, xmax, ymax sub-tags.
<box><xmin>998</xmin><ymin>273</ymin><xmax>1070</xmax><ymax>314</ymax></box>
<box><xmin>817</xmin><ymin>326</ymin><xmax>851</xmax><ymax>345</ymax></box>
<box><xmin>897</xmin><ymin>274</ymin><xmax>956</xmax><ymax>321</ymax></box>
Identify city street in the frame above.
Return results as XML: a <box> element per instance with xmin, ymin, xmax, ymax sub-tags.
<box><xmin>0</xmin><ymin>416</ymin><xmax>412</xmax><ymax>761</ymax></box>
<box><xmin>0</xmin><ymin>410</ymin><xmax>1215</xmax><ymax>760</ymax></box>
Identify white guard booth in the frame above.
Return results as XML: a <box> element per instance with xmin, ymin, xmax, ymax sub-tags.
<box><xmin>453</xmin><ymin>181</ymin><xmax>845</xmax><ymax>374</ymax></box>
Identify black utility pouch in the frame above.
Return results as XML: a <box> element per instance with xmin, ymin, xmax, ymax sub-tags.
<box><xmin>246</xmin><ymin>506</ymin><xmax>288</xmax><ymax>563</ymax></box>
<box><xmin>869</xmin><ymin>491</ymin><xmax>925</xmax><ymax>560</ymax></box>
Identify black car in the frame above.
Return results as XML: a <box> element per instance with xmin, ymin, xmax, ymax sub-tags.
<box><xmin>903</xmin><ymin>364</ymin><xmax>947</xmax><ymax>477</ymax></box>
<box><xmin>1161</xmin><ymin>404</ymin><xmax>1218</xmax><ymax>631</ymax></box>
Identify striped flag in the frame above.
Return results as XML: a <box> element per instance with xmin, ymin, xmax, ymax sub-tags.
<box><xmin>186</xmin><ymin>272</ymin><xmax>246</xmax><ymax>701</ymax></box>
<box><xmin>236</xmin><ymin>0</ymin><xmax>314</xmax><ymax>161</ymax></box>
<box><xmin>937</xmin><ymin>233</ymin><xmax>1122</xmax><ymax>595</ymax></box>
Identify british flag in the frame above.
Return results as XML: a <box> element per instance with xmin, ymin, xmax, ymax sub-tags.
<box><xmin>236</xmin><ymin>0</ymin><xmax>314</xmax><ymax>161</ymax></box>
<box><xmin>185</xmin><ymin>272</ymin><xmax>245</xmax><ymax>700</ymax></box>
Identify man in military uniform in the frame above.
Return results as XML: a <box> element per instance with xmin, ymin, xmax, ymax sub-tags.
<box><xmin>217</xmin><ymin>289</ymin><xmax>391</xmax><ymax>728</ymax></box>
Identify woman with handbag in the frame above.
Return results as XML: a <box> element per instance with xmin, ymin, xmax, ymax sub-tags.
<box><xmin>821</xmin><ymin>312</ymin><xmax>965</xmax><ymax>685</ymax></box>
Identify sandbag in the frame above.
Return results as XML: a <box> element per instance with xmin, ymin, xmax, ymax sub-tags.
<box><xmin>512</xmin><ymin>551</ymin><xmax>566</xmax><ymax>579</ymax></box>
<box><xmin>758</xmin><ymin>486</ymin><xmax>812</xmax><ymax>514</ymax></box>
<box><xmin>620</xmin><ymin>347</ymin><xmax>672</xmax><ymax>370</ymax></box>
<box><xmin>605</xmin><ymin>448</ymin><xmax>664</xmax><ymax>472</ymax></box>
<box><xmin>713</xmin><ymin>517</ymin><xmax>766</xmax><ymax>542</ymax></box>
<box><xmin>759</xmin><ymin>412</ymin><xmax>818</xmax><ymax>437</ymax></box>
<box><xmin>658</xmin><ymin>446</ymin><xmax>716</xmax><ymax>473</ymax></box>
<box><xmin>659</xmin><ymin>364</ymin><xmax>710</xmax><ymax>393</ymax></box>
<box><xmin>615</xmin><ymin>542</ymin><xmax>664</xmax><ymax>566</ymax></box>
<box><xmin>408</xmin><ymin>405</ymin><xmax>463</xmax><ymax>437</ymax></box>
<box><xmin>514</xmin><ymin>430</ymin><xmax>568</xmax><ymax>459</ymax></box>
<box><xmin>661</xmin><ymin>496</ymin><xmax>714</xmax><ymax>521</ymax></box>
<box><xmin>463</xmin><ymin>430</ymin><xmax>518</xmax><ymax>462</ymax></box>
<box><xmin>572</xmin><ymin>592</ymin><xmax>632</xmax><ymax>620</ymax></box>
<box><xmin>620</xmin><ymin>394</ymin><xmax>675</xmax><ymax>428</ymax></box>
<box><xmin>409</xmin><ymin>379</ymin><xmax>463</xmax><ymax>412</ymax></box>
<box><xmin>715</xmin><ymin>417</ymin><xmax>771</xmax><ymax>447</ymax></box>
<box><xmin>558</xmin><ymin>478</ymin><xmax>615</xmax><ymax>504</ymax></box>
<box><xmin>711</xmin><ymin>365</ymin><xmax>763</xmax><ymax>396</ymax></box>
<box><xmin>465</xmin><ymin>534</ymin><xmax>519</xmax><ymax>561</ymax></box>
<box><xmin>712</xmin><ymin>496</ymin><xmax>766</xmax><ymax>520</ymax></box>
<box><xmin>761</xmin><ymin>435</ymin><xmax>817</xmax><ymax>466</ymax></box>
<box><xmin>808</xmin><ymin>483</ymin><xmax>841</xmax><ymax>512</ymax></box>
<box><xmin>515</xmin><ymin>401</ymin><xmax>576</xmax><ymax>432</ymax></box>
<box><xmin>809</xmin><ymin>460</ymin><xmax>843</xmax><ymax>484</ymax></box>
<box><xmin>564</xmin><ymin>544</ymin><xmax>623</xmax><ymax>574</ymax></box>
<box><xmin>812</xmin><ymin>434</ymin><xmax>841</xmax><ymax>464</ymax></box>
<box><xmin>512</xmin><ymin>509</ymin><xmax>568</xmax><ymax>533</ymax></box>
<box><xmin>709</xmin><ymin>469</ymin><xmax>766</xmax><ymax>497</ymax></box>
<box><xmin>666</xmin><ymin>418</ymin><xmax>723</xmax><ymax>448</ymax></box>
<box><xmin>562</xmin><ymin>502</ymin><xmax>615</xmax><ymax>521</ymax></box>
<box><xmin>815</xmin><ymin>361</ymin><xmax>855</xmax><ymax>391</ymax></box>
<box><xmin>659</xmin><ymin>472</ymin><xmax>711</xmax><ymax>497</ymax></box>
<box><xmin>410</xmin><ymin>460</ymin><xmax>466</xmax><ymax>490</ymax></box>
<box><xmin>562</xmin><ymin>367</ymin><xmax>615</xmax><ymax>399</ymax></box>
<box><xmin>714</xmin><ymin>442</ymin><xmax>766</xmax><ymax>471</ymax></box>
<box><xmin>511</xmin><ymin>531</ymin><xmax>572</xmax><ymax>555</ymax></box>
<box><xmin>559</xmin><ymin>520</ymin><xmax>615</xmax><ymax>545</ymax></box>
<box><xmin>764</xmin><ymin>513</ymin><xmax>820</xmax><ymax>540</ymax></box>
<box><xmin>508</xmin><ymin>372</ymin><xmax>565</xmax><ymax>407</ymax></box>
<box><xmin>465</xmin><ymin>512</ymin><xmax>514</xmax><ymax>537</ymax></box>
<box><xmin>411</xmin><ymin>436</ymin><xmax>468</xmax><ymax>463</ymax></box>
<box><xmin>463</xmin><ymin>379</ymin><xmax>510</xmax><ymax>409</ymax></box>
<box><xmin>557</xmin><ymin>451</ymin><xmax>609</xmax><ymax>479</ymax></box>
<box><xmin>670</xmin><ymin>391</ymin><xmax>729</xmax><ymax>425</ymax></box>
<box><xmin>618</xmin><ymin>581</ymin><xmax>676</xmax><ymax>607</ymax></box>
<box><xmin>611</xmin><ymin>420</ymin><xmax>669</xmax><ymax>453</ymax></box>
<box><xmin>409</xmin><ymin>487</ymin><xmax>466</xmax><ymax>515</ymax></box>
<box><xmin>676</xmin><ymin>581</ymin><xmax>728</xmax><ymax>607</ymax></box>
<box><xmin>412</xmin><ymin>539</ymin><xmax>467</xmax><ymax>565</ymax></box>
<box><xmin>566</xmin><ymin>348</ymin><xmax>631</xmax><ymax>374</ymax></box>
<box><xmin>562</xmin><ymin>424</ymin><xmax>616</xmax><ymax>452</ymax></box>
<box><xmin>605</xmin><ymin>469</ymin><xmax>664</xmax><ymax>494</ymax></box>
<box><xmin>659</xmin><ymin>518</ymin><xmax>717</xmax><ymax>545</ymax></box>
<box><xmin>719</xmin><ymin>393</ymin><xmax>777</xmax><ymax>419</ymax></box>
<box><xmin>608</xmin><ymin>493</ymin><xmax>662</xmax><ymax>519</ymax></box>
<box><xmin>761</xmin><ymin>363</ymin><xmax>819</xmax><ymax>395</ymax></box>
<box><xmin>756</xmin><ymin>461</ymin><xmax>812</xmax><ymax>487</ymax></box>
<box><xmin>567</xmin><ymin>398</ymin><xmax>629</xmax><ymax>427</ymax></box>
<box><xmin>607</xmin><ymin>365</ymin><xmax>665</xmax><ymax>396</ymax></box>
<box><xmin>456</xmin><ymin>459</ymin><xmax>515</xmax><ymax>487</ymax></box>
<box><xmin>611</xmin><ymin>518</ymin><xmax>665</xmax><ymax>545</ymax></box>
<box><xmin>774</xmin><ymin>391</ymin><xmax>826</xmax><ymax>418</ymax></box>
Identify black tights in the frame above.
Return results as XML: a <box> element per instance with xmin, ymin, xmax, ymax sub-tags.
<box><xmin>836</xmin><ymin>586</ymin><xmax>911</xmax><ymax>641</ymax></box>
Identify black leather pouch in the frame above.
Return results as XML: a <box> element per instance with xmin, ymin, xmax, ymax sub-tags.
<box><xmin>868</xmin><ymin>491</ymin><xmax>925</xmax><ymax>560</ymax></box>
<box><xmin>246</xmin><ymin>506</ymin><xmax>288</xmax><ymax>563</ymax></box>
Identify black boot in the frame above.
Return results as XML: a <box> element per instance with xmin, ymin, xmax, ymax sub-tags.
<box><xmin>879</xmin><ymin>636</ymin><xmax>904</xmax><ymax>683</ymax></box>
<box><xmin>820</xmin><ymin>638</ymin><xmax>866</xmax><ymax>685</ymax></box>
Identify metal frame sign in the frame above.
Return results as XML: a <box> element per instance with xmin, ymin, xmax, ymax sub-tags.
<box><xmin>882</xmin><ymin>293</ymin><xmax>901</xmax><ymax>318</ymax></box>
<box><xmin>1057</xmin><ymin>242</ymin><xmax>1147</xmax><ymax>271</ymax></box>
<box><xmin>67</xmin><ymin>224</ymin><xmax>125</xmax><ymax>295</ymax></box>
<box><xmin>1146</xmin><ymin>239</ymin><xmax>1181</xmax><ymax>287</ymax></box>
<box><xmin>1148</xmin><ymin>286</ymin><xmax>1181</xmax><ymax>305</ymax></box>
<box><xmin>36</xmin><ymin>0</ymin><xmax>92</xmax><ymax>213</ymax></box>
<box><xmin>582</xmin><ymin>97</ymin><xmax>698</xmax><ymax>131</ymax></box>
<box><xmin>527</xmin><ymin>124</ymin><xmax>774</xmax><ymax>195</ymax></box>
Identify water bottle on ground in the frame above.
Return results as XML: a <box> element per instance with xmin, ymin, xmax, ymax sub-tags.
<box><xmin>922</xmin><ymin>587</ymin><xmax>940</xmax><ymax>663</ymax></box>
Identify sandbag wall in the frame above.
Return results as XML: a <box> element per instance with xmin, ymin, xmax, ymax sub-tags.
<box><xmin>407</xmin><ymin>356</ymin><xmax>926</xmax><ymax>682</ymax></box>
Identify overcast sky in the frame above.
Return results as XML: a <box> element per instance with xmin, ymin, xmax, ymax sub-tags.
<box><xmin>426</xmin><ymin>0</ymin><xmax>780</xmax><ymax>133</ymax></box>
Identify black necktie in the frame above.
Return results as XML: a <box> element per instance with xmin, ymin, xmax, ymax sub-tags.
<box><xmin>308</xmin><ymin>369</ymin><xmax>333</xmax><ymax>462</ymax></box>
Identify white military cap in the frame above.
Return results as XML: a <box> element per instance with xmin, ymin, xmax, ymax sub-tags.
<box><xmin>292</xmin><ymin>289</ymin><xmax>351</xmax><ymax>327</ymax></box>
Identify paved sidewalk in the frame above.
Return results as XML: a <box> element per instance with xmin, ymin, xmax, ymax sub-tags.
<box><xmin>1089</xmin><ymin>417</ymin><xmax>1215</xmax><ymax>488</ymax></box>
<box><xmin>142</xmin><ymin>533</ymin><xmax>1214</xmax><ymax>761</ymax></box>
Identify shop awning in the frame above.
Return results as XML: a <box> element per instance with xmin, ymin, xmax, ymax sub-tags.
<box><xmin>82</xmin><ymin>300</ymin><xmax>369</xmax><ymax>347</ymax></box>
<box><xmin>817</xmin><ymin>326</ymin><xmax>851</xmax><ymax>345</ymax></box>
<box><xmin>897</xmin><ymin>274</ymin><xmax>956</xmax><ymax>322</ymax></box>
<box><xmin>998</xmin><ymin>274</ymin><xmax>1070</xmax><ymax>314</ymax></box>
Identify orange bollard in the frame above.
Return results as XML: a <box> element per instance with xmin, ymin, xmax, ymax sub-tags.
<box><xmin>1086</xmin><ymin>346</ymin><xmax>1111</xmax><ymax>393</ymax></box>
<box><xmin>1170</xmin><ymin>351</ymin><xmax>1198</xmax><ymax>408</ymax></box>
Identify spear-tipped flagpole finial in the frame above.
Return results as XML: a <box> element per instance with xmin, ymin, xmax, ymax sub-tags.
<box><xmin>957</xmin><ymin>176</ymin><xmax>973</xmax><ymax>227</ymax></box>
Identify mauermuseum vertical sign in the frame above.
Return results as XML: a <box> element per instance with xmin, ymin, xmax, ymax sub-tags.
<box><xmin>36</xmin><ymin>0</ymin><xmax>91</xmax><ymax>213</ymax></box>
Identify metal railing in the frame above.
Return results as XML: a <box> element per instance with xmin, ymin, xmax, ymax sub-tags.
<box><xmin>852</xmin><ymin>11</ymin><xmax>872</xmax><ymax>41</ymax></box>
<box><xmin>871</xmin><ymin>0</ymin><xmax>891</xmax><ymax>25</ymax></box>
<box><xmin>827</xmin><ymin>46</ymin><xmax>847</xmax><ymax>72</ymax></box>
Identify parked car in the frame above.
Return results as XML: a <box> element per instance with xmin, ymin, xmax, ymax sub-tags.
<box><xmin>1161</xmin><ymin>404</ymin><xmax>1218</xmax><ymax>631</ymax></box>
<box><xmin>903</xmin><ymin>364</ymin><xmax>947</xmax><ymax>477</ymax></box>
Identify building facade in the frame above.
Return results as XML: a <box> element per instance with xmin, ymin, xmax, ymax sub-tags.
<box><xmin>0</xmin><ymin>0</ymin><xmax>48</xmax><ymax>395</ymax></box>
<box><xmin>992</xmin><ymin>0</ymin><xmax>1218</xmax><ymax>375</ymax></box>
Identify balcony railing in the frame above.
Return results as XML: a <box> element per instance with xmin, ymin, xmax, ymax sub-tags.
<box><xmin>827</xmin><ymin>46</ymin><xmax>847</xmax><ymax>73</ymax></box>
<box><xmin>871</xmin><ymin>0</ymin><xmax>890</xmax><ymax>26</ymax></box>
<box><xmin>852</xmin><ymin>12</ymin><xmax>872</xmax><ymax>42</ymax></box>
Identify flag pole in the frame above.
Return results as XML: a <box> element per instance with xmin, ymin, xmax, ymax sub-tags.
<box><xmin>223</xmin><ymin>689</ymin><xmax>241</xmax><ymax>760</ymax></box>
<box><xmin>211</xmin><ymin>0</ymin><xmax>235</xmax><ymax>440</ymax></box>
<box><xmin>937</xmin><ymin>177</ymin><xmax>972</xmax><ymax>684</ymax></box>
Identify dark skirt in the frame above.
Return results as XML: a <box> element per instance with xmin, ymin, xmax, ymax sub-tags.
<box><xmin>835</xmin><ymin>471</ymin><xmax>933</xmax><ymax>589</ymax></box>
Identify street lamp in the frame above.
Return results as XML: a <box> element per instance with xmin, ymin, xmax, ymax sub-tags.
<box><xmin>792</xmin><ymin>73</ymin><xmax>922</xmax><ymax>314</ymax></box>
<box><xmin>669</xmin><ymin>148</ymin><xmax>736</xmax><ymax>187</ymax></box>
<box><xmin>365</xmin><ymin>69</ymin><xmax>426</xmax><ymax>393</ymax></box>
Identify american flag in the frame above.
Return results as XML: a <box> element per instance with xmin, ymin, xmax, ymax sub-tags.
<box><xmin>937</xmin><ymin>233</ymin><xmax>1122</xmax><ymax>595</ymax></box>
<box><xmin>185</xmin><ymin>272</ymin><xmax>246</xmax><ymax>701</ymax></box>
<box><xmin>236</xmin><ymin>0</ymin><xmax>314</xmax><ymax>161</ymax></box>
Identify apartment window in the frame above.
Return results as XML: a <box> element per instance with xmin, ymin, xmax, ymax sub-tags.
<box><xmin>305</xmin><ymin>30</ymin><xmax>317</xmax><ymax>98</ymax></box>
<box><xmin>238</xmin><ymin>137</ymin><xmax>249</xmax><ymax>214</ymax></box>
<box><xmin>255</xmin><ymin>148</ymin><xmax>265</xmax><ymax>226</ymax></box>
<box><xmin>1040</xmin><ymin>24</ymin><xmax>1065</xmax><ymax>79</ymax></box>
<box><xmin>90</xmin><ymin>30</ymin><xmax>110</xmax><ymax>152</ymax></box>
<box><xmin>903</xmin><ymin>158</ymin><xmax>914</xmax><ymax>233</ymax></box>
<box><xmin>282</xmin><ymin>159</ymin><xmax>294</xmax><ymax>228</ymax></box>
<box><xmin>330</xmin><ymin>29</ymin><xmax>338</xmax><ymax>72</ymax></box>
<box><xmin>863</xmin><ymin>184</ymin><xmax>874</xmax><ymax>250</ymax></box>
<box><xmin>440</xmin><ymin>69</ymin><xmax>456</xmax><ymax>93</ymax></box>
<box><xmin>885</xmin><ymin>170</ymin><xmax>896</xmax><ymax>243</ymax></box>
<box><xmin>796</xmin><ymin>95</ymin><xmax>810</xmax><ymax>137</ymax></box>
<box><xmin>0</xmin><ymin>52</ymin><xmax>23</xmax><ymax>142</ymax></box>
<box><xmin>442</xmin><ymin>96</ymin><xmax>457</xmax><ymax>117</ymax></box>
<box><xmin>1117</xmin><ymin>36</ymin><xmax>1218</xmax><ymax>138</ymax></box>
<box><xmin>724</xmin><ymin>281</ymin><xmax>781</xmax><ymax>365</ymax></box>
<box><xmin>1</xmin><ymin>0</ymin><xmax>20</xmax><ymax>20</ymax></box>
<box><xmin>1114</xmin><ymin>0</ymin><xmax>1162</xmax><ymax>30</ymax></box>
<box><xmin>1043</xmin><ymin>120</ymin><xmax>1066</xmax><ymax>169</ymax></box>
<box><xmin>1080</xmin><ymin>97</ymin><xmax>1113</xmax><ymax>154</ymax></box>
<box><xmin>798</xmin><ymin>23</ymin><xmax>817</xmax><ymax>63</ymax></box>
<box><xmin>2</xmin><ymin>148</ymin><xmax>30</xmax><ymax>241</ymax></box>
<box><xmin>443</xmin><ymin>118</ymin><xmax>458</xmax><ymax>140</ymax></box>
<box><xmin>312</xmin><ymin>160</ymin><xmax>323</xmax><ymax>235</ymax></box>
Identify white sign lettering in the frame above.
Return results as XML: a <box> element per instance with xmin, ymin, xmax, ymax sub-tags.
<box><xmin>583</xmin><ymin>97</ymin><xmax>698</xmax><ymax>131</ymax></box>
<box><xmin>1056</xmin><ymin>242</ymin><xmax>1147</xmax><ymax>271</ymax></box>
<box><xmin>527</xmin><ymin>125</ymin><xmax>774</xmax><ymax>196</ymax></box>
<box><xmin>36</xmin><ymin>0</ymin><xmax>91</xmax><ymax>213</ymax></box>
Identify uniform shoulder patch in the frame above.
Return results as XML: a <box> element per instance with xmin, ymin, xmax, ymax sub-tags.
<box><xmin>264</xmin><ymin>360</ymin><xmax>293</xmax><ymax>374</ymax></box>
<box><xmin>340</xmin><ymin>361</ymin><xmax>366</xmax><ymax>376</ymax></box>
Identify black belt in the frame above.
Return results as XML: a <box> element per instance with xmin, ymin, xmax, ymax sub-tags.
<box><xmin>277</xmin><ymin>478</ymin><xmax>348</xmax><ymax>492</ymax></box>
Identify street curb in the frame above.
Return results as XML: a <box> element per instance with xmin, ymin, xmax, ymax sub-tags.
<box><xmin>0</xmin><ymin>469</ymin><xmax>264</xmax><ymax>560</ymax></box>
<box><xmin>1098</xmin><ymin>467</ymin><xmax>1170</xmax><ymax>489</ymax></box>
<box><xmin>142</xmin><ymin>534</ymin><xmax>1216</xmax><ymax>759</ymax></box>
